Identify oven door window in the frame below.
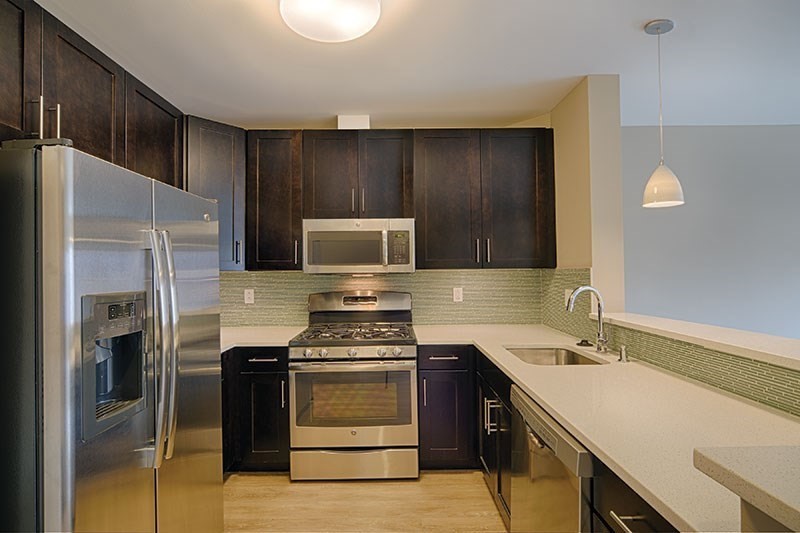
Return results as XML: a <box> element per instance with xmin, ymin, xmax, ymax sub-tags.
<box><xmin>294</xmin><ymin>370</ymin><xmax>412</xmax><ymax>428</ymax></box>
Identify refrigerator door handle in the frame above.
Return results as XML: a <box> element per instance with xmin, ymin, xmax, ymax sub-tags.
<box><xmin>149</xmin><ymin>230</ymin><xmax>171</xmax><ymax>469</ymax></box>
<box><xmin>161</xmin><ymin>230</ymin><xmax>181</xmax><ymax>460</ymax></box>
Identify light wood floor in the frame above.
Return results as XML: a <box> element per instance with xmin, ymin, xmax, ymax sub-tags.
<box><xmin>224</xmin><ymin>471</ymin><xmax>506</xmax><ymax>532</ymax></box>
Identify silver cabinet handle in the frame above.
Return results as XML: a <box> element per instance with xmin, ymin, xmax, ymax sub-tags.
<box><xmin>486</xmin><ymin>400</ymin><xmax>500</xmax><ymax>434</ymax></box>
<box><xmin>476</xmin><ymin>239</ymin><xmax>481</xmax><ymax>263</ymax></box>
<box><xmin>31</xmin><ymin>95</ymin><xmax>44</xmax><ymax>139</ymax></box>
<box><xmin>281</xmin><ymin>379</ymin><xmax>286</xmax><ymax>409</ymax></box>
<box><xmin>381</xmin><ymin>230</ymin><xmax>389</xmax><ymax>266</ymax></box>
<box><xmin>486</xmin><ymin>238</ymin><xmax>491</xmax><ymax>263</ymax></box>
<box><xmin>361</xmin><ymin>187</ymin><xmax>366</xmax><ymax>213</ymax></box>
<box><xmin>428</xmin><ymin>355</ymin><xmax>459</xmax><ymax>361</ymax></box>
<box><xmin>248</xmin><ymin>358</ymin><xmax>279</xmax><ymax>363</ymax></box>
<box><xmin>609</xmin><ymin>511</ymin><xmax>647</xmax><ymax>533</ymax></box>
<box><xmin>351</xmin><ymin>188</ymin><xmax>356</xmax><ymax>213</ymax></box>
<box><xmin>423</xmin><ymin>377</ymin><xmax>427</xmax><ymax>407</ymax></box>
<box><xmin>235</xmin><ymin>240</ymin><xmax>242</xmax><ymax>264</ymax></box>
<box><xmin>49</xmin><ymin>104</ymin><xmax>61</xmax><ymax>138</ymax></box>
<box><xmin>294</xmin><ymin>239</ymin><xmax>298</xmax><ymax>265</ymax></box>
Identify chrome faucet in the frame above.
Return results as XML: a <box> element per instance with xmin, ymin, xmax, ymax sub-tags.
<box><xmin>566</xmin><ymin>285</ymin><xmax>608</xmax><ymax>352</ymax></box>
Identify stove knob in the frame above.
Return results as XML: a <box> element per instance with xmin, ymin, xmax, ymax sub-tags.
<box><xmin>392</xmin><ymin>347</ymin><xmax>403</xmax><ymax>357</ymax></box>
<box><xmin>376</xmin><ymin>348</ymin><xmax>387</xmax><ymax>358</ymax></box>
<box><xmin>318</xmin><ymin>348</ymin><xmax>329</xmax><ymax>358</ymax></box>
<box><xmin>347</xmin><ymin>348</ymin><xmax>359</xmax><ymax>358</ymax></box>
<box><xmin>303</xmin><ymin>348</ymin><xmax>313</xmax><ymax>358</ymax></box>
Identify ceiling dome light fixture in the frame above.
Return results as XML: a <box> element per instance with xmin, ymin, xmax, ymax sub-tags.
<box><xmin>280</xmin><ymin>0</ymin><xmax>381</xmax><ymax>43</ymax></box>
<box><xmin>642</xmin><ymin>19</ymin><xmax>685</xmax><ymax>208</ymax></box>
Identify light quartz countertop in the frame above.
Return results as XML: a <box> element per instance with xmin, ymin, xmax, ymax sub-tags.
<box><xmin>694</xmin><ymin>446</ymin><xmax>800</xmax><ymax>531</ymax></box>
<box><xmin>221</xmin><ymin>323</ymin><xmax>800</xmax><ymax>532</ymax></box>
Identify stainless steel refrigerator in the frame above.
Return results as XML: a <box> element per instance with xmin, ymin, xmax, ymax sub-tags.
<box><xmin>1</xmin><ymin>141</ymin><xmax>223</xmax><ymax>532</ymax></box>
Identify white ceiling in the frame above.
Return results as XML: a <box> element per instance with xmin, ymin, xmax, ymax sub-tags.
<box><xmin>38</xmin><ymin>0</ymin><xmax>800</xmax><ymax>129</ymax></box>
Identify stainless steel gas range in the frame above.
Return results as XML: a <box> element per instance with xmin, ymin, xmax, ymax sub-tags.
<box><xmin>287</xmin><ymin>291</ymin><xmax>419</xmax><ymax>480</ymax></box>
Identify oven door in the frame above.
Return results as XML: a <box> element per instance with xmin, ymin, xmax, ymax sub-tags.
<box><xmin>289</xmin><ymin>360</ymin><xmax>418</xmax><ymax>448</ymax></box>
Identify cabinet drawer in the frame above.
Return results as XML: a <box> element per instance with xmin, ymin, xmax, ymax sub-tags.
<box><xmin>418</xmin><ymin>345</ymin><xmax>473</xmax><ymax>370</ymax></box>
<box><xmin>593</xmin><ymin>461</ymin><xmax>676</xmax><ymax>533</ymax></box>
<box><xmin>236</xmin><ymin>347</ymin><xmax>288</xmax><ymax>373</ymax></box>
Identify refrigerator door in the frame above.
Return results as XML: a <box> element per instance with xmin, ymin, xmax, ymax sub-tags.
<box><xmin>153</xmin><ymin>181</ymin><xmax>223</xmax><ymax>531</ymax></box>
<box><xmin>40</xmin><ymin>146</ymin><xmax>157</xmax><ymax>532</ymax></box>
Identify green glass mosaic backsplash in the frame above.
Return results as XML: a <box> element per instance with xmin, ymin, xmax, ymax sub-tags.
<box><xmin>221</xmin><ymin>269</ymin><xmax>542</xmax><ymax>326</ymax></box>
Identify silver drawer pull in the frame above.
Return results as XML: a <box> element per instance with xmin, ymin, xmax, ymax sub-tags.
<box><xmin>428</xmin><ymin>355</ymin><xmax>459</xmax><ymax>361</ymax></box>
<box><xmin>609</xmin><ymin>510</ymin><xmax>647</xmax><ymax>533</ymax></box>
<box><xmin>248</xmin><ymin>357</ymin><xmax>279</xmax><ymax>363</ymax></box>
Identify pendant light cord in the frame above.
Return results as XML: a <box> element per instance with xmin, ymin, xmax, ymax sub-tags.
<box><xmin>657</xmin><ymin>30</ymin><xmax>665</xmax><ymax>165</ymax></box>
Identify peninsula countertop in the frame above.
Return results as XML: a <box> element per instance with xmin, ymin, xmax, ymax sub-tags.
<box><xmin>221</xmin><ymin>324</ymin><xmax>800</xmax><ymax>531</ymax></box>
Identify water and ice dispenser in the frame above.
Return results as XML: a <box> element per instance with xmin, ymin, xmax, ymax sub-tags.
<box><xmin>81</xmin><ymin>292</ymin><xmax>146</xmax><ymax>439</ymax></box>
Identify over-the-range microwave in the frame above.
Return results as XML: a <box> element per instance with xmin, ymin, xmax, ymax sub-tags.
<box><xmin>302</xmin><ymin>218</ymin><xmax>415</xmax><ymax>274</ymax></box>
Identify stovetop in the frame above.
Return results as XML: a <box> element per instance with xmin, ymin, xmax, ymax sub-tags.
<box><xmin>290</xmin><ymin>322</ymin><xmax>416</xmax><ymax>346</ymax></box>
<box><xmin>288</xmin><ymin>322</ymin><xmax>417</xmax><ymax>360</ymax></box>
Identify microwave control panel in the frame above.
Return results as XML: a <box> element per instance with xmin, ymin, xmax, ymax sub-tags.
<box><xmin>390</xmin><ymin>231</ymin><xmax>411</xmax><ymax>264</ymax></box>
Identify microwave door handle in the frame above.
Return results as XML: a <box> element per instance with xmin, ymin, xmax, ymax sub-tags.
<box><xmin>161</xmin><ymin>230</ymin><xmax>181</xmax><ymax>461</ymax></box>
<box><xmin>148</xmin><ymin>230</ymin><xmax>170</xmax><ymax>469</ymax></box>
<box><xmin>381</xmin><ymin>230</ymin><xmax>389</xmax><ymax>266</ymax></box>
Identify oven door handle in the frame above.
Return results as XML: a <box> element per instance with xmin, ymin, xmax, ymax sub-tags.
<box><xmin>289</xmin><ymin>361</ymin><xmax>416</xmax><ymax>372</ymax></box>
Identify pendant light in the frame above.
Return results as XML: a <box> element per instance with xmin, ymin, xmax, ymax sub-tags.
<box><xmin>280</xmin><ymin>0</ymin><xmax>381</xmax><ymax>43</ymax></box>
<box><xmin>642</xmin><ymin>19</ymin><xmax>685</xmax><ymax>208</ymax></box>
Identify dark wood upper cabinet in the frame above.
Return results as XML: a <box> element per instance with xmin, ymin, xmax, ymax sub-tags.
<box><xmin>413</xmin><ymin>129</ymin><xmax>482</xmax><ymax>269</ymax></box>
<box><xmin>246</xmin><ymin>130</ymin><xmax>303</xmax><ymax>270</ymax></box>
<box><xmin>358</xmin><ymin>130</ymin><xmax>413</xmax><ymax>218</ymax></box>
<box><xmin>0</xmin><ymin>0</ymin><xmax>41</xmax><ymax>142</ymax></box>
<box><xmin>186</xmin><ymin>116</ymin><xmax>246</xmax><ymax>270</ymax></box>
<box><xmin>303</xmin><ymin>129</ymin><xmax>413</xmax><ymax>219</ymax></box>
<box><xmin>124</xmin><ymin>73</ymin><xmax>183</xmax><ymax>188</ymax></box>
<box><xmin>414</xmin><ymin>128</ymin><xmax>555</xmax><ymax>269</ymax></box>
<box><xmin>481</xmin><ymin>129</ymin><xmax>556</xmax><ymax>268</ymax></box>
<box><xmin>302</xmin><ymin>130</ymin><xmax>358</xmax><ymax>218</ymax></box>
<box><xmin>42</xmin><ymin>11</ymin><xmax>125</xmax><ymax>164</ymax></box>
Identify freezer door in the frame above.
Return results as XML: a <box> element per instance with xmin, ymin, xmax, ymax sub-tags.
<box><xmin>153</xmin><ymin>181</ymin><xmax>223</xmax><ymax>532</ymax></box>
<box><xmin>39</xmin><ymin>146</ymin><xmax>157</xmax><ymax>532</ymax></box>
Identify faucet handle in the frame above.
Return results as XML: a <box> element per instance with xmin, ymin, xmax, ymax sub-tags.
<box><xmin>596</xmin><ymin>331</ymin><xmax>609</xmax><ymax>353</ymax></box>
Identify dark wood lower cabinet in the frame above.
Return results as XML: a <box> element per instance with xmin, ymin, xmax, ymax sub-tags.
<box><xmin>419</xmin><ymin>369</ymin><xmax>476</xmax><ymax>469</ymax></box>
<box><xmin>238</xmin><ymin>371</ymin><xmax>289</xmax><ymax>470</ymax></box>
<box><xmin>477</xmin><ymin>363</ymin><xmax>512</xmax><ymax>530</ymax></box>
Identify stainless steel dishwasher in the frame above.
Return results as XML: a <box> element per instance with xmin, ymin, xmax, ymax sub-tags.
<box><xmin>510</xmin><ymin>385</ymin><xmax>594</xmax><ymax>533</ymax></box>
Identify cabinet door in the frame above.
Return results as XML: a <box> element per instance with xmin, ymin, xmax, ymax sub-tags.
<box><xmin>477</xmin><ymin>376</ymin><xmax>497</xmax><ymax>482</ymax></box>
<box><xmin>419</xmin><ymin>369</ymin><xmax>476</xmax><ymax>469</ymax></box>
<box><xmin>186</xmin><ymin>116</ymin><xmax>246</xmax><ymax>270</ymax></box>
<box><xmin>42</xmin><ymin>11</ymin><xmax>125</xmax><ymax>164</ymax></box>
<box><xmin>239</xmin><ymin>372</ymin><xmax>289</xmax><ymax>470</ymax></box>
<box><xmin>303</xmin><ymin>130</ymin><xmax>358</xmax><ymax>218</ymax></box>
<box><xmin>221</xmin><ymin>349</ymin><xmax>240</xmax><ymax>472</ymax></box>
<box><xmin>124</xmin><ymin>73</ymin><xmax>183</xmax><ymax>188</ymax></box>
<box><xmin>413</xmin><ymin>129</ymin><xmax>481</xmax><ymax>269</ymax></box>
<box><xmin>358</xmin><ymin>130</ymin><xmax>412</xmax><ymax>218</ymax></box>
<box><xmin>0</xmin><ymin>0</ymin><xmax>41</xmax><ymax>142</ymax></box>
<box><xmin>246</xmin><ymin>130</ymin><xmax>302</xmax><ymax>270</ymax></box>
<box><xmin>481</xmin><ymin>128</ymin><xmax>556</xmax><ymax>268</ymax></box>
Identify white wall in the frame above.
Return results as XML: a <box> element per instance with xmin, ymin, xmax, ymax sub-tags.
<box><xmin>622</xmin><ymin>125</ymin><xmax>800</xmax><ymax>339</ymax></box>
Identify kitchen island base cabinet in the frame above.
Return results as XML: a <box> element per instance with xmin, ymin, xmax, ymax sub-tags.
<box><xmin>418</xmin><ymin>345</ymin><xmax>477</xmax><ymax>469</ymax></box>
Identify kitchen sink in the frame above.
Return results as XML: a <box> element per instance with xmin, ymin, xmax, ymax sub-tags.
<box><xmin>505</xmin><ymin>347</ymin><xmax>607</xmax><ymax>366</ymax></box>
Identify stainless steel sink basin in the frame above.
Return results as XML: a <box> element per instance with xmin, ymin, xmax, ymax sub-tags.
<box><xmin>506</xmin><ymin>348</ymin><xmax>606</xmax><ymax>366</ymax></box>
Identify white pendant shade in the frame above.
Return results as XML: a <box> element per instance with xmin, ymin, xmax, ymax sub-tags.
<box><xmin>643</xmin><ymin>162</ymin><xmax>684</xmax><ymax>208</ymax></box>
<box><xmin>280</xmin><ymin>0</ymin><xmax>381</xmax><ymax>43</ymax></box>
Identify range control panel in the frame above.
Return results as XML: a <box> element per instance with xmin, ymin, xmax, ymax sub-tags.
<box><xmin>390</xmin><ymin>231</ymin><xmax>411</xmax><ymax>265</ymax></box>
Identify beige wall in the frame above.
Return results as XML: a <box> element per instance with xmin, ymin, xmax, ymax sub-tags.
<box><xmin>508</xmin><ymin>113</ymin><xmax>551</xmax><ymax>128</ymax></box>
<box><xmin>550</xmin><ymin>75</ymin><xmax>625</xmax><ymax>312</ymax></box>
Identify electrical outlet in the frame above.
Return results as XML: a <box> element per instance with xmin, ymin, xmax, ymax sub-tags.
<box><xmin>244</xmin><ymin>289</ymin><xmax>255</xmax><ymax>305</ymax></box>
<box><xmin>564</xmin><ymin>289</ymin><xmax>572</xmax><ymax>306</ymax></box>
<box><xmin>453</xmin><ymin>287</ymin><xmax>463</xmax><ymax>303</ymax></box>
